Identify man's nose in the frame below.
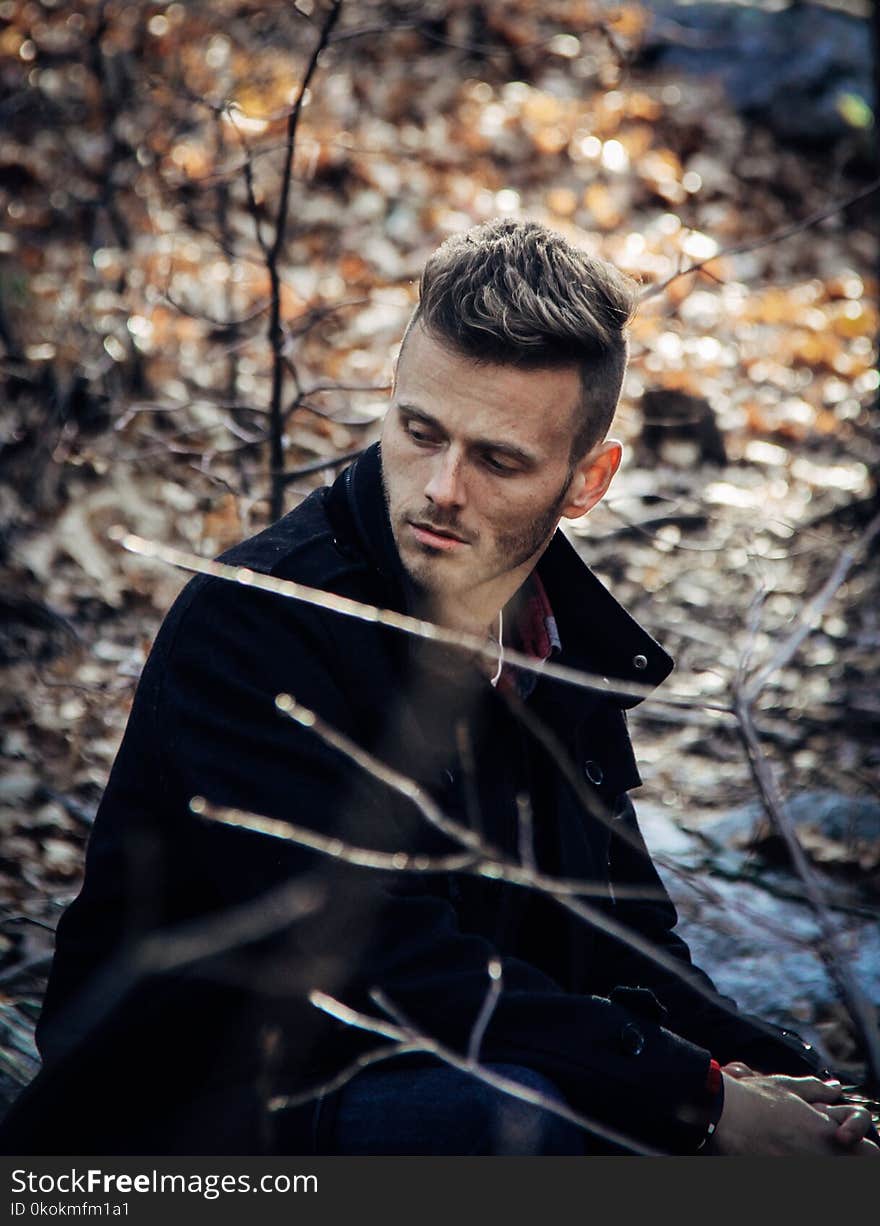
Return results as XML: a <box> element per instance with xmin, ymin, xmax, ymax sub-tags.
<box><xmin>424</xmin><ymin>447</ymin><xmax>466</xmax><ymax>509</ymax></box>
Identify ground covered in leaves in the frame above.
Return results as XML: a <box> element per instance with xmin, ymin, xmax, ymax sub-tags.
<box><xmin>1</xmin><ymin>1</ymin><xmax>878</xmax><ymax>1106</ymax></box>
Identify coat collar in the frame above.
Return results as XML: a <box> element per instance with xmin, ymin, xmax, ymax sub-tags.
<box><xmin>325</xmin><ymin>442</ymin><xmax>673</xmax><ymax>708</ymax></box>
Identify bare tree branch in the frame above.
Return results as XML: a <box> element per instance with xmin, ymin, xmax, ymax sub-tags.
<box><xmin>270</xmin><ymin>0</ymin><xmax>343</xmax><ymax>270</ymax></box>
<box><xmin>278</xmin><ymin>447</ymin><xmax>367</xmax><ymax>483</ymax></box>
<box><xmin>195</xmin><ymin>798</ymin><xmax>481</xmax><ymax>876</ymax></box>
<box><xmin>745</xmin><ymin>509</ymin><xmax>880</xmax><ymax>702</ymax></box>
<box><xmin>227</xmin><ymin>114</ymin><xmax>271</xmax><ymax>259</ymax></box>
<box><xmin>641</xmin><ymin>176</ymin><xmax>880</xmax><ymax>301</ymax></box>
<box><xmin>732</xmin><ymin>691</ymin><xmax>880</xmax><ymax>1092</ymax></box>
<box><xmin>297</xmin><ymin>987</ymin><xmax>661</xmax><ymax>1154</ymax></box>
<box><xmin>467</xmin><ymin>959</ymin><xmax>504</xmax><ymax>1067</ymax></box>
<box><xmin>193</xmin><ymin>707</ymin><xmax>788</xmax><ymax>1028</ymax></box>
<box><xmin>112</xmin><ymin>531</ymin><xmax>736</xmax><ymax>714</ymax></box>
<box><xmin>345</xmin><ymin>986</ymin><xmax>660</xmax><ymax>1155</ymax></box>
<box><xmin>267</xmin><ymin>1040</ymin><xmax>424</xmax><ymax>1111</ymax></box>
<box><xmin>726</xmin><ymin>519</ymin><xmax>880</xmax><ymax>1091</ymax></box>
<box><xmin>162</xmin><ymin>285</ymin><xmax>271</xmax><ymax>330</ymax></box>
<box><xmin>299</xmin><ymin>381</ymin><xmax>391</xmax><ymax>397</ymax></box>
<box><xmin>107</xmin><ymin>529</ymin><xmax>880</xmax><ymax>1079</ymax></box>
<box><xmin>286</xmin><ymin>297</ymin><xmax>371</xmax><ymax>338</ymax></box>
<box><xmin>199</xmin><ymin>793</ymin><xmax>680</xmax><ymax>908</ymax></box>
<box><xmin>265</xmin><ymin>0</ymin><xmax>344</xmax><ymax>520</ymax></box>
<box><xmin>515</xmin><ymin>793</ymin><xmax>536</xmax><ymax>875</ymax></box>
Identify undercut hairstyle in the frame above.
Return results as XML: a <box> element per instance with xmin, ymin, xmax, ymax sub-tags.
<box><xmin>403</xmin><ymin>218</ymin><xmax>638</xmax><ymax>460</ymax></box>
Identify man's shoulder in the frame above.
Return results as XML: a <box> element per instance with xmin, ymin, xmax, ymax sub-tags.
<box><xmin>217</xmin><ymin>485</ymin><xmax>359</xmax><ymax>583</ymax></box>
<box><xmin>155</xmin><ymin>485</ymin><xmax>379</xmax><ymax>664</ymax></box>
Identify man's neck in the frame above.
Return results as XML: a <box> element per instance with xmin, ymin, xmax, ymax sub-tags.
<box><xmin>417</xmin><ymin>601</ymin><xmax>499</xmax><ymax>641</ymax></box>
<box><xmin>415</xmin><ymin>566</ymin><xmax>536</xmax><ymax>642</ymax></box>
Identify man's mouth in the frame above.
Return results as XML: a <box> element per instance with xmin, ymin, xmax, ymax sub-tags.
<box><xmin>407</xmin><ymin>520</ymin><xmax>471</xmax><ymax>551</ymax></box>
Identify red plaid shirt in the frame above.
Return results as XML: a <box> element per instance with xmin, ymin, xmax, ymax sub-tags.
<box><xmin>496</xmin><ymin>572</ymin><xmax>561</xmax><ymax>699</ymax></box>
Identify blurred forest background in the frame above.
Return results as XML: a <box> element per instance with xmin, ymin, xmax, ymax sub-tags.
<box><xmin>0</xmin><ymin>0</ymin><xmax>878</xmax><ymax>1116</ymax></box>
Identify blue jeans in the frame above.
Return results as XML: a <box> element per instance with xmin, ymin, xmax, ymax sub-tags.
<box><xmin>314</xmin><ymin>1062</ymin><xmax>586</xmax><ymax>1155</ymax></box>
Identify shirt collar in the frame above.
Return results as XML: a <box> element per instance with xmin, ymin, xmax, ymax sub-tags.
<box><xmin>495</xmin><ymin>571</ymin><xmax>561</xmax><ymax>699</ymax></box>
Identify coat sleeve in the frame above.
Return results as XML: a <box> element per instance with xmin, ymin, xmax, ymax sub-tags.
<box><xmin>22</xmin><ymin>574</ymin><xmax>719</xmax><ymax>1155</ymax></box>
<box><xmin>598</xmin><ymin>793</ymin><xmax>827</xmax><ymax>1076</ymax></box>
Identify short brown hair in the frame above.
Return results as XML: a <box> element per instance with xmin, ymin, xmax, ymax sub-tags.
<box><xmin>404</xmin><ymin>218</ymin><xmax>638</xmax><ymax>459</ymax></box>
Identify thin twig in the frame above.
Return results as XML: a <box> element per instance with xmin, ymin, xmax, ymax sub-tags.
<box><xmin>278</xmin><ymin>448</ymin><xmax>366</xmax><ymax>484</ymax></box>
<box><xmin>454</xmin><ymin>719</ymin><xmax>486</xmax><ymax>841</ymax></box>
<box><xmin>195</xmin><ymin>759</ymin><xmax>786</xmax><ymax>1039</ymax></box>
<box><xmin>745</xmin><ymin>510</ymin><xmax>880</xmax><ymax>701</ymax></box>
<box><xmin>300</xmin><ymin>988</ymin><xmax>659</xmax><ymax>1154</ymax></box>
<box><xmin>266</xmin><ymin>0</ymin><xmax>345</xmax><ymax>520</ymax></box>
<box><xmin>287</xmin><ymin>297</ymin><xmax>370</xmax><ymax>337</ymax></box>
<box><xmin>364</xmin><ymin>988</ymin><xmax>658</xmax><ymax>1155</ymax></box>
<box><xmin>269</xmin><ymin>0</ymin><xmax>343</xmax><ymax>269</ymax></box>
<box><xmin>198</xmin><ymin>798</ymin><xmax>664</xmax><ymax>903</ymax></box>
<box><xmin>732</xmin><ymin>691</ymin><xmax>880</xmax><ymax>1092</ymax></box>
<box><xmin>38</xmin><ymin>873</ymin><xmax>329</xmax><ymax>1068</ymax></box>
<box><xmin>641</xmin><ymin>176</ymin><xmax>880</xmax><ymax>301</ymax></box>
<box><xmin>267</xmin><ymin>1040</ymin><xmax>424</xmax><ymax>1111</ymax></box>
<box><xmin>112</xmin><ymin>530</ymin><xmax>735</xmax><ymax>714</ymax></box>
<box><xmin>515</xmin><ymin>793</ymin><xmax>536</xmax><ymax>874</ymax></box>
<box><xmin>0</xmin><ymin>913</ymin><xmax>58</xmax><ymax>934</ymax></box>
<box><xmin>300</xmin><ymin>381</ymin><xmax>391</xmax><ymax>397</ymax></box>
<box><xmin>196</xmin><ymin>798</ymin><xmax>480</xmax><ymax>876</ymax></box>
<box><xmin>227</xmin><ymin>115</ymin><xmax>270</xmax><ymax>259</ymax></box>
<box><xmin>292</xmin><ymin>401</ymin><xmax>378</xmax><ymax>427</ymax></box>
<box><xmin>0</xmin><ymin>953</ymin><xmax>54</xmax><ymax>987</ymax></box>
<box><xmin>264</xmin><ymin>696</ymin><xmax>818</xmax><ymax>1045</ymax></box>
<box><xmin>163</xmin><ymin>287</ymin><xmax>270</xmax><ymax>330</ymax></box>
<box><xmin>467</xmin><ymin>960</ymin><xmax>504</xmax><ymax>1067</ymax></box>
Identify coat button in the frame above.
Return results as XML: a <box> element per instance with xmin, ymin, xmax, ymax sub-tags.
<box><xmin>633</xmin><ymin>654</ymin><xmax>648</xmax><ymax>670</ymax></box>
<box><xmin>620</xmin><ymin>1023</ymin><xmax>645</xmax><ymax>1056</ymax></box>
<box><xmin>584</xmin><ymin>760</ymin><xmax>603</xmax><ymax>785</ymax></box>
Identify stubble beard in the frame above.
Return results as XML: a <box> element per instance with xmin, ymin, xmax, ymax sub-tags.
<box><xmin>383</xmin><ymin>465</ymin><xmax>575</xmax><ymax>603</ymax></box>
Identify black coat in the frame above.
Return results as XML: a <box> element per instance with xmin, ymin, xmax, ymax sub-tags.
<box><xmin>1</xmin><ymin>444</ymin><xmax>823</xmax><ymax>1155</ymax></box>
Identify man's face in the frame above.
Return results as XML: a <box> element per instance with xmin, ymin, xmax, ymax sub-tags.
<box><xmin>380</xmin><ymin>322</ymin><xmax>620</xmax><ymax>631</ymax></box>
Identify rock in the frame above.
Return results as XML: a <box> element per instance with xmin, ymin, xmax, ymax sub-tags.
<box><xmin>638</xmin><ymin>2</ymin><xmax>874</xmax><ymax>148</ymax></box>
<box><xmin>0</xmin><ymin>1003</ymin><xmax>40</xmax><ymax>1120</ymax></box>
<box><xmin>638</xmin><ymin>389</ymin><xmax>728</xmax><ymax>468</ymax></box>
<box><xmin>694</xmin><ymin>790</ymin><xmax>880</xmax><ymax>848</ymax></box>
<box><xmin>637</xmin><ymin>794</ymin><xmax>880</xmax><ymax>1051</ymax></box>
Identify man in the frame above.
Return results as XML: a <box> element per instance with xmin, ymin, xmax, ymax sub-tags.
<box><xmin>3</xmin><ymin>220</ymin><xmax>876</xmax><ymax>1156</ymax></box>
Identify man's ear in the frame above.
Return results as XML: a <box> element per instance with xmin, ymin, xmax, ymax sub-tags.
<box><xmin>561</xmin><ymin>439</ymin><xmax>622</xmax><ymax>521</ymax></box>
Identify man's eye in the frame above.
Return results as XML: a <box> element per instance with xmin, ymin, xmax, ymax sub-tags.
<box><xmin>481</xmin><ymin>454</ymin><xmax>519</xmax><ymax>475</ymax></box>
<box><xmin>404</xmin><ymin>420</ymin><xmax>438</xmax><ymax>445</ymax></box>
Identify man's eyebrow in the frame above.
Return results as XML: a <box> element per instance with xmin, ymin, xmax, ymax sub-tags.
<box><xmin>395</xmin><ymin>402</ymin><xmax>538</xmax><ymax>466</ymax></box>
<box><xmin>396</xmin><ymin>403</ymin><xmax>447</xmax><ymax>434</ymax></box>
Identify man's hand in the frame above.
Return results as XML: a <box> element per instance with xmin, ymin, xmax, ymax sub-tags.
<box><xmin>722</xmin><ymin>1061</ymin><xmax>880</xmax><ymax>1150</ymax></box>
<box><xmin>710</xmin><ymin>1070</ymin><xmax>880</xmax><ymax>1156</ymax></box>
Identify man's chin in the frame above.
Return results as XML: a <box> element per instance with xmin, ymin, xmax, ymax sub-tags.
<box><xmin>399</xmin><ymin>547</ymin><xmax>465</xmax><ymax>598</ymax></box>
<box><xmin>401</xmin><ymin>549</ymin><xmax>453</xmax><ymax>585</ymax></box>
